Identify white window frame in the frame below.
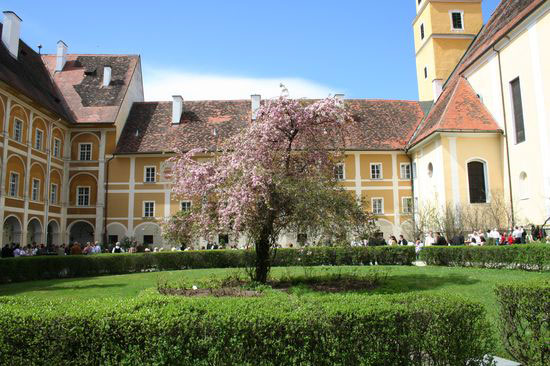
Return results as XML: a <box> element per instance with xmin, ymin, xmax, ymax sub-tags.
<box><xmin>335</xmin><ymin>163</ymin><xmax>345</xmax><ymax>181</ymax></box>
<box><xmin>31</xmin><ymin>178</ymin><xmax>40</xmax><ymax>202</ymax></box>
<box><xmin>143</xmin><ymin>201</ymin><xmax>155</xmax><ymax>218</ymax></box>
<box><xmin>449</xmin><ymin>10</ymin><xmax>465</xmax><ymax>31</ymax></box>
<box><xmin>370</xmin><ymin>163</ymin><xmax>383</xmax><ymax>180</ymax></box>
<box><xmin>78</xmin><ymin>143</ymin><xmax>92</xmax><ymax>161</ymax></box>
<box><xmin>35</xmin><ymin>128</ymin><xmax>44</xmax><ymax>151</ymax></box>
<box><xmin>402</xmin><ymin>197</ymin><xmax>413</xmax><ymax>214</ymax></box>
<box><xmin>9</xmin><ymin>172</ymin><xmax>19</xmax><ymax>197</ymax></box>
<box><xmin>400</xmin><ymin>163</ymin><xmax>411</xmax><ymax>180</ymax></box>
<box><xmin>181</xmin><ymin>201</ymin><xmax>192</xmax><ymax>212</ymax></box>
<box><xmin>50</xmin><ymin>183</ymin><xmax>59</xmax><ymax>204</ymax></box>
<box><xmin>13</xmin><ymin>118</ymin><xmax>23</xmax><ymax>142</ymax></box>
<box><xmin>372</xmin><ymin>198</ymin><xmax>384</xmax><ymax>215</ymax></box>
<box><xmin>144</xmin><ymin>166</ymin><xmax>156</xmax><ymax>183</ymax></box>
<box><xmin>76</xmin><ymin>186</ymin><xmax>91</xmax><ymax>207</ymax></box>
<box><xmin>53</xmin><ymin>138</ymin><xmax>61</xmax><ymax>158</ymax></box>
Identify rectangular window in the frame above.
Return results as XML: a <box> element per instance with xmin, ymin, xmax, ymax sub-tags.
<box><xmin>371</xmin><ymin>163</ymin><xmax>382</xmax><ymax>180</ymax></box>
<box><xmin>79</xmin><ymin>143</ymin><xmax>92</xmax><ymax>161</ymax></box>
<box><xmin>14</xmin><ymin>119</ymin><xmax>23</xmax><ymax>142</ymax></box>
<box><xmin>35</xmin><ymin>129</ymin><xmax>43</xmax><ymax>150</ymax></box>
<box><xmin>402</xmin><ymin>197</ymin><xmax>413</xmax><ymax>214</ymax></box>
<box><xmin>424</xmin><ymin>66</ymin><xmax>428</xmax><ymax>79</ymax></box>
<box><xmin>334</xmin><ymin>164</ymin><xmax>345</xmax><ymax>180</ymax></box>
<box><xmin>400</xmin><ymin>163</ymin><xmax>411</xmax><ymax>180</ymax></box>
<box><xmin>181</xmin><ymin>201</ymin><xmax>192</xmax><ymax>212</ymax></box>
<box><xmin>77</xmin><ymin>187</ymin><xmax>90</xmax><ymax>207</ymax></box>
<box><xmin>53</xmin><ymin>138</ymin><xmax>61</xmax><ymax>158</ymax></box>
<box><xmin>145</xmin><ymin>166</ymin><xmax>156</xmax><ymax>183</ymax></box>
<box><xmin>451</xmin><ymin>11</ymin><xmax>464</xmax><ymax>30</ymax></box>
<box><xmin>144</xmin><ymin>201</ymin><xmax>155</xmax><ymax>218</ymax></box>
<box><xmin>9</xmin><ymin>172</ymin><xmax>19</xmax><ymax>197</ymax></box>
<box><xmin>143</xmin><ymin>235</ymin><xmax>154</xmax><ymax>245</ymax></box>
<box><xmin>420</xmin><ymin>24</ymin><xmax>425</xmax><ymax>40</ymax></box>
<box><xmin>372</xmin><ymin>198</ymin><xmax>384</xmax><ymax>215</ymax></box>
<box><xmin>510</xmin><ymin>78</ymin><xmax>525</xmax><ymax>144</ymax></box>
<box><xmin>50</xmin><ymin>183</ymin><xmax>58</xmax><ymax>204</ymax></box>
<box><xmin>31</xmin><ymin>179</ymin><xmax>40</xmax><ymax>201</ymax></box>
<box><xmin>412</xmin><ymin>162</ymin><xmax>417</xmax><ymax>179</ymax></box>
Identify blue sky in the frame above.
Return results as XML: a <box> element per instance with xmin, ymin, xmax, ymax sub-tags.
<box><xmin>3</xmin><ymin>0</ymin><xmax>500</xmax><ymax>101</ymax></box>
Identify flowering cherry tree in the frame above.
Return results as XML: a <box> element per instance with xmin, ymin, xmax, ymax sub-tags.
<box><xmin>167</xmin><ymin>93</ymin><xmax>373</xmax><ymax>282</ymax></box>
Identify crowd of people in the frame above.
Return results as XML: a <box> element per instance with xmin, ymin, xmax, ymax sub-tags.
<box><xmin>0</xmin><ymin>241</ymin><xmax>139</xmax><ymax>258</ymax></box>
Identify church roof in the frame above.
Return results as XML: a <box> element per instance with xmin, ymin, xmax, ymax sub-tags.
<box><xmin>115</xmin><ymin>99</ymin><xmax>427</xmax><ymax>154</ymax></box>
<box><xmin>408</xmin><ymin>0</ymin><xmax>543</xmax><ymax>147</ymax></box>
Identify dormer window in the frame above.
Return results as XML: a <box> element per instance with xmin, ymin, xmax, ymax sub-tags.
<box><xmin>450</xmin><ymin>11</ymin><xmax>464</xmax><ymax>31</ymax></box>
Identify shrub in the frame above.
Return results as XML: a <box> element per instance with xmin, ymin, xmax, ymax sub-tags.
<box><xmin>420</xmin><ymin>244</ymin><xmax>550</xmax><ymax>271</ymax></box>
<box><xmin>495</xmin><ymin>280</ymin><xmax>550</xmax><ymax>366</ymax></box>
<box><xmin>0</xmin><ymin>293</ymin><xmax>494</xmax><ymax>366</ymax></box>
<box><xmin>0</xmin><ymin>246</ymin><xmax>415</xmax><ymax>284</ymax></box>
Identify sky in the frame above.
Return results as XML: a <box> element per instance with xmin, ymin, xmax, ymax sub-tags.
<box><xmin>2</xmin><ymin>0</ymin><xmax>500</xmax><ymax>101</ymax></box>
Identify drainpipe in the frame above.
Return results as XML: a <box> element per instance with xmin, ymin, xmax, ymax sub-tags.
<box><xmin>494</xmin><ymin>39</ymin><xmax>515</xmax><ymax>227</ymax></box>
<box><xmin>103</xmin><ymin>155</ymin><xmax>115</xmax><ymax>244</ymax></box>
<box><xmin>407</xmin><ymin>154</ymin><xmax>418</xmax><ymax>240</ymax></box>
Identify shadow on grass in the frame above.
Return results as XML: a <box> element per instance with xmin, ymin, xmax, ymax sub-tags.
<box><xmin>372</xmin><ymin>273</ymin><xmax>480</xmax><ymax>295</ymax></box>
<box><xmin>0</xmin><ymin>281</ymin><xmax>127</xmax><ymax>297</ymax></box>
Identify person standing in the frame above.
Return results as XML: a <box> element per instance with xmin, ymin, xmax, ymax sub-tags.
<box><xmin>398</xmin><ymin>235</ymin><xmax>408</xmax><ymax>246</ymax></box>
<box><xmin>112</xmin><ymin>242</ymin><xmax>124</xmax><ymax>253</ymax></box>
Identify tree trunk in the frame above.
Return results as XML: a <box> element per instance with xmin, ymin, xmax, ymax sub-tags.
<box><xmin>254</xmin><ymin>212</ymin><xmax>275</xmax><ymax>283</ymax></box>
<box><xmin>255</xmin><ymin>234</ymin><xmax>270</xmax><ymax>283</ymax></box>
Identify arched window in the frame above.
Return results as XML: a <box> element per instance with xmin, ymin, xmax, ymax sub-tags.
<box><xmin>427</xmin><ymin>162</ymin><xmax>433</xmax><ymax>178</ymax></box>
<box><xmin>519</xmin><ymin>172</ymin><xmax>529</xmax><ymax>200</ymax></box>
<box><xmin>467</xmin><ymin>161</ymin><xmax>487</xmax><ymax>203</ymax></box>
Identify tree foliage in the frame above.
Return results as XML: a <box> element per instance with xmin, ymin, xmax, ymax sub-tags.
<box><xmin>166</xmin><ymin>92</ymin><xmax>372</xmax><ymax>281</ymax></box>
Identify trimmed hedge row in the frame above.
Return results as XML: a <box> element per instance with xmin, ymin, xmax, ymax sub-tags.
<box><xmin>420</xmin><ymin>244</ymin><xmax>550</xmax><ymax>271</ymax></box>
<box><xmin>495</xmin><ymin>280</ymin><xmax>550</xmax><ymax>366</ymax></box>
<box><xmin>0</xmin><ymin>246</ymin><xmax>415</xmax><ymax>283</ymax></box>
<box><xmin>0</xmin><ymin>293</ymin><xmax>494</xmax><ymax>366</ymax></box>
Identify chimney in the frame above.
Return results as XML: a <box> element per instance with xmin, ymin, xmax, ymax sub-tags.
<box><xmin>1</xmin><ymin>11</ymin><xmax>22</xmax><ymax>58</ymax></box>
<box><xmin>55</xmin><ymin>40</ymin><xmax>68</xmax><ymax>72</ymax></box>
<box><xmin>103</xmin><ymin>66</ymin><xmax>112</xmax><ymax>87</ymax></box>
<box><xmin>251</xmin><ymin>94</ymin><xmax>261</xmax><ymax>120</ymax></box>
<box><xmin>172</xmin><ymin>95</ymin><xmax>183</xmax><ymax>124</ymax></box>
<box><xmin>432</xmin><ymin>79</ymin><xmax>443</xmax><ymax>101</ymax></box>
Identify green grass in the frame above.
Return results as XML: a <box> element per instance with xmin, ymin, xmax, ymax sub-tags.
<box><xmin>0</xmin><ymin>265</ymin><xmax>545</xmax><ymax>357</ymax></box>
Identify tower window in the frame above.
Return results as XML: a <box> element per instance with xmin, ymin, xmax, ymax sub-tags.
<box><xmin>420</xmin><ymin>24</ymin><xmax>425</xmax><ymax>40</ymax></box>
<box><xmin>467</xmin><ymin>161</ymin><xmax>488</xmax><ymax>204</ymax></box>
<box><xmin>424</xmin><ymin>66</ymin><xmax>428</xmax><ymax>79</ymax></box>
<box><xmin>510</xmin><ymin>78</ymin><xmax>525</xmax><ymax>144</ymax></box>
<box><xmin>451</xmin><ymin>11</ymin><xmax>464</xmax><ymax>31</ymax></box>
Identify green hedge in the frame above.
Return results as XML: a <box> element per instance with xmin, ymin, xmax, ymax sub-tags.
<box><xmin>495</xmin><ymin>280</ymin><xmax>550</xmax><ymax>366</ymax></box>
<box><xmin>0</xmin><ymin>246</ymin><xmax>415</xmax><ymax>284</ymax></box>
<box><xmin>420</xmin><ymin>244</ymin><xmax>550</xmax><ymax>271</ymax></box>
<box><xmin>0</xmin><ymin>293</ymin><xmax>494</xmax><ymax>366</ymax></box>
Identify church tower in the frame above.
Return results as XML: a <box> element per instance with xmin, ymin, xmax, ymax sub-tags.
<box><xmin>413</xmin><ymin>0</ymin><xmax>483</xmax><ymax>101</ymax></box>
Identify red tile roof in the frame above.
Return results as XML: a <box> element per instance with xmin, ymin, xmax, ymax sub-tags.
<box><xmin>409</xmin><ymin>77</ymin><xmax>502</xmax><ymax>145</ymax></box>
<box><xmin>41</xmin><ymin>54</ymin><xmax>139</xmax><ymax>123</ymax></box>
<box><xmin>116</xmin><ymin>99</ymin><xmax>427</xmax><ymax>154</ymax></box>
<box><xmin>409</xmin><ymin>0</ymin><xmax>541</xmax><ymax>147</ymax></box>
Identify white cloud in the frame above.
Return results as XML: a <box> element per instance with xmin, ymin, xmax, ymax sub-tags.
<box><xmin>142</xmin><ymin>66</ymin><xmax>340</xmax><ymax>101</ymax></box>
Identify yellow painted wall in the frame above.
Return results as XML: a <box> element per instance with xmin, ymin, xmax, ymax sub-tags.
<box><xmin>360</xmin><ymin>154</ymin><xmax>393</xmax><ymax>179</ymax></box>
<box><xmin>343</xmin><ymin>154</ymin><xmax>355</xmax><ymax>180</ymax></box>
<box><xmin>413</xmin><ymin>3</ymin><xmax>433</xmax><ymax>53</ymax></box>
<box><xmin>32</xmin><ymin>117</ymin><xmax>47</xmax><ymax>152</ymax></box>
<box><xmin>29</xmin><ymin>162</ymin><xmax>46</xmax><ymax>201</ymax></box>
<box><xmin>135</xmin><ymin>157</ymin><xmax>165</xmax><ymax>183</ymax></box>
<box><xmin>51</xmin><ymin>127</ymin><xmax>64</xmax><ymax>159</ymax></box>
<box><xmin>69</xmin><ymin>173</ymin><xmax>98</xmax><ymax>206</ymax></box>
<box><xmin>109</xmin><ymin>157</ymin><xmax>131</xmax><ymax>182</ymax></box>
<box><xmin>5</xmin><ymin>154</ymin><xmax>25</xmax><ymax>198</ymax></box>
<box><xmin>105</xmin><ymin>130</ymin><xmax>117</xmax><ymax>155</ymax></box>
<box><xmin>429</xmin><ymin>2</ymin><xmax>482</xmax><ymax>35</ymax></box>
<box><xmin>0</xmin><ymin>95</ymin><xmax>4</xmax><ymax>131</ymax></box>
<box><xmin>361</xmin><ymin>190</ymin><xmax>394</xmax><ymax>215</ymax></box>
<box><xmin>134</xmin><ymin>193</ymin><xmax>165</xmax><ymax>217</ymax></box>
<box><xmin>71</xmin><ymin>132</ymin><xmax>100</xmax><ymax>161</ymax></box>
<box><xmin>107</xmin><ymin>193</ymin><xmax>129</xmax><ymax>217</ymax></box>
<box><xmin>416</xmin><ymin>38</ymin><xmax>436</xmax><ymax>101</ymax></box>
<box><xmin>433</xmin><ymin>38</ymin><xmax>473</xmax><ymax>79</ymax></box>
<box><xmin>9</xmin><ymin>104</ymin><xmax>28</xmax><ymax>142</ymax></box>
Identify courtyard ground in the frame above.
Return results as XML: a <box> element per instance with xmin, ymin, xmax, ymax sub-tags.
<box><xmin>0</xmin><ymin>265</ymin><xmax>545</xmax><ymax>357</ymax></box>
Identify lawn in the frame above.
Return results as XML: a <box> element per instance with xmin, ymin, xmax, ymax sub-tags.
<box><xmin>0</xmin><ymin>265</ymin><xmax>545</xmax><ymax>357</ymax></box>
